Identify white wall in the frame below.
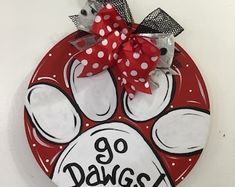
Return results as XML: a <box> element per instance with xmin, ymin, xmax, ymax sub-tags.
<box><xmin>0</xmin><ymin>0</ymin><xmax>234</xmax><ymax>186</ymax></box>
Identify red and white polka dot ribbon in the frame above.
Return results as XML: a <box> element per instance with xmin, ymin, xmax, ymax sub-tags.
<box><xmin>74</xmin><ymin>4</ymin><xmax>161</xmax><ymax>98</ymax></box>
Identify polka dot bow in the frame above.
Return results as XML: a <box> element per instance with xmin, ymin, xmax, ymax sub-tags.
<box><xmin>74</xmin><ymin>4</ymin><xmax>161</xmax><ymax>98</ymax></box>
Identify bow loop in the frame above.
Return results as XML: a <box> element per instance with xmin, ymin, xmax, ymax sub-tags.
<box><xmin>91</xmin><ymin>4</ymin><xmax>129</xmax><ymax>37</ymax></box>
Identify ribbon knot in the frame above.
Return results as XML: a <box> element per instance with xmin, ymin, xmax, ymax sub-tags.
<box><xmin>74</xmin><ymin>4</ymin><xmax>161</xmax><ymax>98</ymax></box>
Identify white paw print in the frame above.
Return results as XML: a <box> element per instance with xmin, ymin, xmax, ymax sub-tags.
<box><xmin>25</xmin><ymin>55</ymin><xmax>210</xmax><ymax>187</ymax></box>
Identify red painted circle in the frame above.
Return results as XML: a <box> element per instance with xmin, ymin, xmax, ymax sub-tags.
<box><xmin>24</xmin><ymin>31</ymin><xmax>210</xmax><ymax>186</ymax></box>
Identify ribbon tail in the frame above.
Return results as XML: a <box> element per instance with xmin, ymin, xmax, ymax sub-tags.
<box><xmin>71</xmin><ymin>34</ymin><xmax>101</xmax><ymax>51</ymax></box>
<box><xmin>139</xmin><ymin>33</ymin><xmax>175</xmax><ymax>75</ymax></box>
<box><xmin>69</xmin><ymin>15</ymin><xmax>80</xmax><ymax>30</ymax></box>
<box><xmin>134</xmin><ymin>8</ymin><xmax>184</xmax><ymax>37</ymax></box>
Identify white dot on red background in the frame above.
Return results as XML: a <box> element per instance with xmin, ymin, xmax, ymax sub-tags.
<box><xmin>146</xmin><ymin>126</ymin><xmax>149</xmax><ymax>129</ymax></box>
<box><xmin>49</xmin><ymin>53</ymin><xmax>52</xmax><ymax>57</ymax></box>
<box><xmin>53</xmin><ymin>75</ymin><xmax>56</xmax><ymax>78</ymax></box>
<box><xmin>46</xmin><ymin>159</ymin><xmax>49</xmax><ymax>163</ymax></box>
<box><xmin>141</xmin><ymin>62</ymin><xmax>148</xmax><ymax>70</ymax></box>
<box><xmin>86</xmin><ymin>123</ymin><xmax>90</xmax><ymax>127</ymax></box>
<box><xmin>189</xmin><ymin>159</ymin><xmax>192</xmax><ymax>162</ymax></box>
<box><xmin>113</xmin><ymin>53</ymin><xmax>118</xmax><ymax>60</ymax></box>
<box><xmin>170</xmin><ymin>105</ymin><xmax>174</xmax><ymax>108</ymax></box>
<box><xmin>107</xmin><ymin>26</ymin><xmax>112</xmax><ymax>32</ymax></box>
<box><xmin>98</xmin><ymin>51</ymin><xmax>104</xmax><ymax>58</ymax></box>
<box><xmin>104</xmin><ymin>15</ymin><xmax>110</xmax><ymax>20</ymax></box>
<box><xmin>102</xmin><ymin>39</ymin><xmax>108</xmax><ymax>46</ymax></box>
<box><xmin>118</xmin><ymin>116</ymin><xmax>122</xmax><ymax>119</ymax></box>
<box><xmin>92</xmin><ymin>63</ymin><xmax>99</xmax><ymax>69</ymax></box>
<box><xmin>117</xmin><ymin>59</ymin><xmax>122</xmax><ymax>64</ymax></box>
<box><xmin>118</xmin><ymin>77</ymin><xmax>121</xmax><ymax>80</ymax></box>
<box><xmin>106</xmin><ymin>4</ymin><xmax>112</xmax><ymax>9</ymax></box>
<box><xmin>68</xmin><ymin>53</ymin><xmax>72</xmax><ymax>56</ymax></box>
<box><xmin>151</xmin><ymin>56</ymin><xmax>158</xmax><ymax>61</ymax></box>
<box><xmin>125</xmin><ymin>60</ymin><xmax>130</xmax><ymax>67</ymax></box>
<box><xmin>103</xmin><ymin>65</ymin><xmax>108</xmax><ymax>70</ymax></box>
<box><xmin>114</xmin><ymin>31</ymin><xmax>120</xmax><ymax>36</ymax></box>
<box><xmin>131</xmin><ymin>70</ymin><xmax>137</xmax><ymax>76</ymax></box>
<box><xmin>112</xmin><ymin>42</ymin><xmax>117</xmax><ymax>49</ymax></box>
<box><xmin>32</xmin><ymin>144</ymin><xmax>36</xmax><ymax>147</ymax></box>
<box><xmin>133</xmin><ymin>52</ymin><xmax>140</xmax><ymax>59</ymax></box>
<box><xmin>86</xmin><ymin>48</ymin><xmax>93</xmax><ymax>55</ymax></box>
<box><xmin>181</xmin><ymin>177</ymin><xmax>184</xmax><ymax>180</ymax></box>
<box><xmin>122</xmin><ymin>78</ymin><xmax>127</xmax><ymax>84</ymax></box>
<box><xmin>189</xmin><ymin>89</ymin><xmax>193</xmax><ymax>93</ymax></box>
<box><xmin>145</xmin><ymin>82</ymin><xmax>150</xmax><ymax>88</ymax></box>
<box><xmin>186</xmin><ymin>64</ymin><xmax>189</xmax><ymax>67</ymax></box>
<box><xmin>116</xmin><ymin>16</ymin><xmax>122</xmax><ymax>20</ymax></box>
<box><xmin>87</xmin><ymin>72</ymin><xmax>93</xmax><ymax>77</ymax></box>
<box><xmin>95</xmin><ymin>16</ymin><xmax>101</xmax><ymax>23</ymax></box>
<box><xmin>99</xmin><ymin>29</ymin><xmax>105</xmax><ymax>36</ymax></box>
<box><xmin>172</xmin><ymin>163</ymin><xmax>176</xmax><ymax>166</ymax></box>
<box><xmin>113</xmin><ymin>23</ymin><xmax>119</xmax><ymax>28</ymax></box>
<box><xmin>81</xmin><ymin>59</ymin><xmax>88</xmax><ymax>66</ymax></box>
<box><xmin>59</xmin><ymin>146</ymin><xmax>63</xmax><ymax>149</ymax></box>
<box><xmin>122</xmin><ymin>28</ymin><xmax>128</xmax><ymax>34</ymax></box>
<box><xmin>121</xmin><ymin>34</ymin><xmax>127</xmax><ymax>40</ymax></box>
<box><xmin>129</xmin><ymin>93</ymin><xmax>134</xmax><ymax>99</ymax></box>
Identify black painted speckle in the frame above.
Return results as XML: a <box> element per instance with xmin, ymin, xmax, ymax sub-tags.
<box><xmin>160</xmin><ymin>48</ymin><xmax>168</xmax><ymax>56</ymax></box>
<box><xmin>81</xmin><ymin>9</ymin><xmax>87</xmax><ymax>16</ymax></box>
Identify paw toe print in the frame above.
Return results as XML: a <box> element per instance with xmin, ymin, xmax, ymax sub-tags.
<box><xmin>123</xmin><ymin>69</ymin><xmax>173</xmax><ymax>121</ymax></box>
<box><xmin>152</xmin><ymin>109</ymin><xmax>210</xmax><ymax>154</ymax></box>
<box><xmin>70</xmin><ymin>59</ymin><xmax>117</xmax><ymax>121</ymax></box>
<box><xmin>25</xmin><ymin>84</ymin><xmax>81</xmax><ymax>143</ymax></box>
